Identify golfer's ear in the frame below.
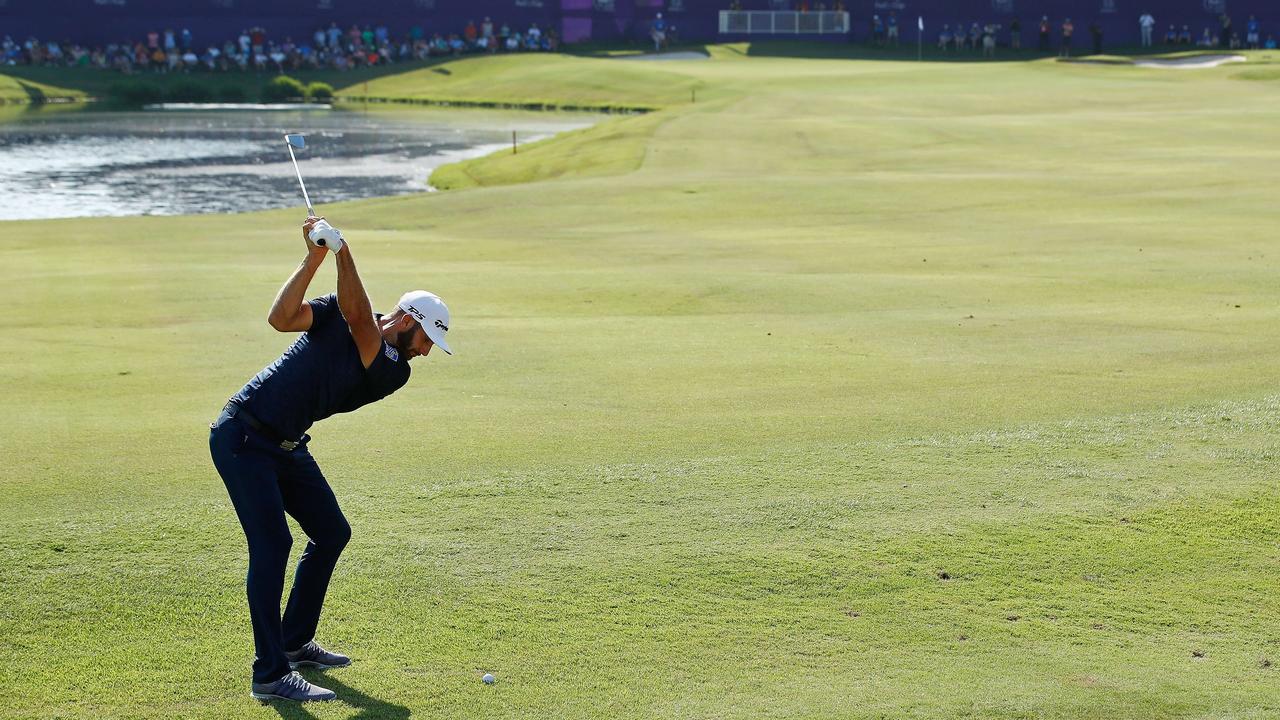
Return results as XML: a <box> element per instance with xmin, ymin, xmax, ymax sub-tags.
<box><xmin>400</xmin><ymin>313</ymin><xmax>416</xmax><ymax>330</ymax></box>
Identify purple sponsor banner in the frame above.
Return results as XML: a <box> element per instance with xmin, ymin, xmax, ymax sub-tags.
<box><xmin>562</xmin><ymin>15</ymin><xmax>591</xmax><ymax>40</ymax></box>
<box><xmin>0</xmin><ymin>0</ymin><xmax>1272</xmax><ymax>45</ymax></box>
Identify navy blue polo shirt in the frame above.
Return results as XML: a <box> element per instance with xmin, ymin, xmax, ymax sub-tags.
<box><xmin>231</xmin><ymin>293</ymin><xmax>411</xmax><ymax>440</ymax></box>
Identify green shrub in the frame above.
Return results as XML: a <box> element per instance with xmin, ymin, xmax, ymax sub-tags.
<box><xmin>217</xmin><ymin>85</ymin><xmax>247</xmax><ymax>103</ymax></box>
<box><xmin>107</xmin><ymin>81</ymin><xmax>163</xmax><ymax>106</ymax></box>
<box><xmin>165</xmin><ymin>81</ymin><xmax>212</xmax><ymax>103</ymax></box>
<box><xmin>305</xmin><ymin>82</ymin><xmax>335</xmax><ymax>102</ymax></box>
<box><xmin>261</xmin><ymin>75</ymin><xmax>306</xmax><ymax>103</ymax></box>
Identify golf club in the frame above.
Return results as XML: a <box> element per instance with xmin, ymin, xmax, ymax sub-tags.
<box><xmin>284</xmin><ymin>133</ymin><xmax>314</xmax><ymax>219</ymax></box>
<box><xmin>285</xmin><ymin>133</ymin><xmax>339</xmax><ymax>249</ymax></box>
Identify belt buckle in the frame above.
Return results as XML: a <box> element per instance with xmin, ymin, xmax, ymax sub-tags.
<box><xmin>279</xmin><ymin>439</ymin><xmax>299</xmax><ymax>451</ymax></box>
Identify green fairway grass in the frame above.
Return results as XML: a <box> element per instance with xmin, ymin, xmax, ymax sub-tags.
<box><xmin>337</xmin><ymin>52</ymin><xmax>706</xmax><ymax>111</ymax></box>
<box><xmin>2</xmin><ymin>47</ymin><xmax>1280</xmax><ymax>718</ymax></box>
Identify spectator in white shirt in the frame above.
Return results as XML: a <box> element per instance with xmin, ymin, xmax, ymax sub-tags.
<box><xmin>1139</xmin><ymin>13</ymin><xmax>1155</xmax><ymax>47</ymax></box>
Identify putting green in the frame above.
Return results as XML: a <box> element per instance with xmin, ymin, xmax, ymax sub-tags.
<box><xmin>2</xmin><ymin>46</ymin><xmax>1280</xmax><ymax>718</ymax></box>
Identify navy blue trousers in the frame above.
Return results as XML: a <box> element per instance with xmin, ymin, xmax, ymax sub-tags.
<box><xmin>209</xmin><ymin>408</ymin><xmax>351</xmax><ymax>684</ymax></box>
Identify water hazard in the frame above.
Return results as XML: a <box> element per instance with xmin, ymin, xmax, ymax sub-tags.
<box><xmin>0</xmin><ymin>108</ymin><xmax>597</xmax><ymax>220</ymax></box>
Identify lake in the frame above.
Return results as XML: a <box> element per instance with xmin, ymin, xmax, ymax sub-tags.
<box><xmin>0</xmin><ymin>108</ymin><xmax>598</xmax><ymax>221</ymax></box>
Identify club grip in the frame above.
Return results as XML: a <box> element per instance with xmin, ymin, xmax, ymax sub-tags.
<box><xmin>308</xmin><ymin>222</ymin><xmax>342</xmax><ymax>251</ymax></box>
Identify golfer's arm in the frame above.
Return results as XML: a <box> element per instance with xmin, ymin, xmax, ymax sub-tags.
<box><xmin>267</xmin><ymin>252</ymin><xmax>325</xmax><ymax>332</ymax></box>
<box><xmin>334</xmin><ymin>245</ymin><xmax>381</xmax><ymax>369</ymax></box>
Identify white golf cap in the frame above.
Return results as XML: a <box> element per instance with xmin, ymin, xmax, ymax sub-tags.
<box><xmin>398</xmin><ymin>290</ymin><xmax>452</xmax><ymax>355</ymax></box>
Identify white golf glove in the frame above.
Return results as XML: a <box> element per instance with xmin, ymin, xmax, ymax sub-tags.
<box><xmin>308</xmin><ymin>219</ymin><xmax>345</xmax><ymax>253</ymax></box>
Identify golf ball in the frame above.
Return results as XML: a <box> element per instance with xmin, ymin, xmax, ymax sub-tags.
<box><xmin>482</xmin><ymin>673</ymin><xmax>495</xmax><ymax>684</ymax></box>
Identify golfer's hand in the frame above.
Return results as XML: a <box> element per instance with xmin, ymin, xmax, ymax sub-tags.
<box><xmin>302</xmin><ymin>216</ymin><xmax>328</xmax><ymax>255</ymax></box>
<box><xmin>307</xmin><ymin>218</ymin><xmax>345</xmax><ymax>254</ymax></box>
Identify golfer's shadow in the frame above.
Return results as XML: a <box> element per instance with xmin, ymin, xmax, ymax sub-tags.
<box><xmin>266</xmin><ymin>670</ymin><xmax>410</xmax><ymax>720</ymax></box>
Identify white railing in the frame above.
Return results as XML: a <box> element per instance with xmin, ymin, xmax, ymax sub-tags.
<box><xmin>718</xmin><ymin>11</ymin><xmax>850</xmax><ymax>35</ymax></box>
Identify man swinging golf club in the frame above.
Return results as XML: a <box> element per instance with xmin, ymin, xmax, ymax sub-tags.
<box><xmin>209</xmin><ymin>216</ymin><xmax>452</xmax><ymax>702</ymax></box>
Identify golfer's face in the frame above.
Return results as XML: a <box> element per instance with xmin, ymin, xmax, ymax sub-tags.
<box><xmin>400</xmin><ymin>322</ymin><xmax>433</xmax><ymax>359</ymax></box>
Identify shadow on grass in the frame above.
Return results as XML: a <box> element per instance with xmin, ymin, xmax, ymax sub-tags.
<box><xmin>265</xmin><ymin>671</ymin><xmax>411</xmax><ymax>720</ymax></box>
<box><xmin>17</xmin><ymin>80</ymin><xmax>47</xmax><ymax>103</ymax></box>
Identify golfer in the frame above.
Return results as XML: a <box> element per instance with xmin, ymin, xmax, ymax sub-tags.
<box><xmin>209</xmin><ymin>216</ymin><xmax>452</xmax><ymax>702</ymax></box>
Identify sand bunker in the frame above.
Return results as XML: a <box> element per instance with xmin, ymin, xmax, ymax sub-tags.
<box><xmin>615</xmin><ymin>51</ymin><xmax>710</xmax><ymax>61</ymax></box>
<box><xmin>1133</xmin><ymin>54</ymin><xmax>1246</xmax><ymax>69</ymax></box>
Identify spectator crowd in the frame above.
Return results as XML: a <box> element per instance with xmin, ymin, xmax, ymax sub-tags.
<box><xmin>723</xmin><ymin>3</ymin><xmax>1273</xmax><ymax>57</ymax></box>
<box><xmin>723</xmin><ymin>2</ymin><xmax>1275</xmax><ymax>57</ymax></box>
<box><xmin>1</xmin><ymin>18</ymin><xmax>559</xmax><ymax>74</ymax></box>
<box><xmin>929</xmin><ymin>11</ymin><xmax>1271</xmax><ymax>57</ymax></box>
<box><xmin>5</xmin><ymin>7</ymin><xmax>1274</xmax><ymax>71</ymax></box>
<box><xmin>1157</xmin><ymin>13</ymin><xmax>1274</xmax><ymax>50</ymax></box>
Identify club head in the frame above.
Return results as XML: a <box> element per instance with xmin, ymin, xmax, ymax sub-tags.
<box><xmin>284</xmin><ymin>133</ymin><xmax>306</xmax><ymax>150</ymax></box>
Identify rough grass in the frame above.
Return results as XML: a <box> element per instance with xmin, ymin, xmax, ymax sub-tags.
<box><xmin>3</xmin><ymin>46</ymin><xmax>1280</xmax><ymax>719</ymax></box>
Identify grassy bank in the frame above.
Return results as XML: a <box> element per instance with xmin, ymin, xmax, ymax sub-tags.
<box><xmin>0</xmin><ymin>73</ymin><xmax>88</xmax><ymax>104</ymax></box>
<box><xmin>336</xmin><ymin>52</ymin><xmax>706</xmax><ymax>111</ymax></box>
<box><xmin>0</xmin><ymin>62</ymin><xmax>402</xmax><ymax>104</ymax></box>
<box><xmin>0</xmin><ymin>51</ymin><xmax>700</xmax><ymax>110</ymax></box>
<box><xmin>3</xmin><ymin>46</ymin><xmax>1280</xmax><ymax>719</ymax></box>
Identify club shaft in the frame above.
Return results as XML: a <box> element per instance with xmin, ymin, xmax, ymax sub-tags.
<box><xmin>286</xmin><ymin>144</ymin><xmax>314</xmax><ymax>216</ymax></box>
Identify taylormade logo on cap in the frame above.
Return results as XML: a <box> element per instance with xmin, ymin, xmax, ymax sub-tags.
<box><xmin>397</xmin><ymin>290</ymin><xmax>452</xmax><ymax>356</ymax></box>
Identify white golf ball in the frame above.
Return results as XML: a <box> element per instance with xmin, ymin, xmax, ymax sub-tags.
<box><xmin>482</xmin><ymin>673</ymin><xmax>495</xmax><ymax>684</ymax></box>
